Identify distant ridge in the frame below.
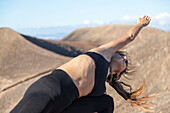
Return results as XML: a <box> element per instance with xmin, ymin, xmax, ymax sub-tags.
<box><xmin>62</xmin><ymin>25</ymin><xmax>165</xmax><ymax>45</ymax></box>
<box><xmin>21</xmin><ymin>34</ymin><xmax>96</xmax><ymax>57</ymax></box>
<box><xmin>0</xmin><ymin>28</ymin><xmax>71</xmax><ymax>88</ymax></box>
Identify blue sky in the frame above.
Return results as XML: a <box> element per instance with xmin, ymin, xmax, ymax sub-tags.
<box><xmin>0</xmin><ymin>0</ymin><xmax>170</xmax><ymax>32</ymax></box>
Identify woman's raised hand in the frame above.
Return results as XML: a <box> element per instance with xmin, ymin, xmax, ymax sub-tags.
<box><xmin>137</xmin><ymin>15</ymin><xmax>151</xmax><ymax>27</ymax></box>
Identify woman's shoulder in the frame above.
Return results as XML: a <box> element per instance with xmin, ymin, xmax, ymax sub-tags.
<box><xmin>88</xmin><ymin>49</ymin><xmax>111</xmax><ymax>62</ymax></box>
<box><xmin>58</xmin><ymin>53</ymin><xmax>95</xmax><ymax>70</ymax></box>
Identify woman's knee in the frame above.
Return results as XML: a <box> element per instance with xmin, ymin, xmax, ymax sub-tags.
<box><xmin>103</xmin><ymin>94</ymin><xmax>114</xmax><ymax>107</ymax></box>
<box><xmin>96</xmin><ymin>95</ymin><xmax>114</xmax><ymax>113</ymax></box>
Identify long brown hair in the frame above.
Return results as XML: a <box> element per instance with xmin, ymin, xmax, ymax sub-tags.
<box><xmin>107</xmin><ymin>51</ymin><xmax>157</xmax><ymax>112</ymax></box>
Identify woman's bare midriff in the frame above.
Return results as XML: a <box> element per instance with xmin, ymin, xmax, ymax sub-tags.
<box><xmin>57</xmin><ymin>54</ymin><xmax>96</xmax><ymax>97</ymax></box>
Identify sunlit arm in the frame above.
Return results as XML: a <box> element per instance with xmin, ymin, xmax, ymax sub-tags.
<box><xmin>90</xmin><ymin>16</ymin><xmax>151</xmax><ymax>61</ymax></box>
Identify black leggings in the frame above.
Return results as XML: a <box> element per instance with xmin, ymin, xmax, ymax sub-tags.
<box><xmin>62</xmin><ymin>95</ymin><xmax>114</xmax><ymax>113</ymax></box>
<box><xmin>10</xmin><ymin>69</ymin><xmax>114</xmax><ymax>113</ymax></box>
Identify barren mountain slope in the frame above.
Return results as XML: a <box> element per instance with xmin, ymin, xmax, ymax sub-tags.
<box><xmin>21</xmin><ymin>34</ymin><xmax>97</xmax><ymax>57</ymax></box>
<box><xmin>0</xmin><ymin>26</ymin><xmax>169</xmax><ymax>113</ymax></box>
<box><xmin>106</xmin><ymin>32</ymin><xmax>170</xmax><ymax>113</ymax></box>
<box><xmin>46</xmin><ymin>40</ymin><xmax>97</xmax><ymax>53</ymax></box>
<box><xmin>0</xmin><ymin>28</ymin><xmax>71</xmax><ymax>91</ymax></box>
<box><xmin>0</xmin><ymin>28</ymin><xmax>73</xmax><ymax>113</ymax></box>
<box><xmin>62</xmin><ymin>25</ymin><xmax>165</xmax><ymax>45</ymax></box>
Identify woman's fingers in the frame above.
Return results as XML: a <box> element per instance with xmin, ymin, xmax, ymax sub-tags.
<box><xmin>143</xmin><ymin>15</ymin><xmax>150</xmax><ymax>20</ymax></box>
<box><xmin>148</xmin><ymin>16</ymin><xmax>151</xmax><ymax>21</ymax></box>
<box><xmin>144</xmin><ymin>15</ymin><xmax>151</xmax><ymax>21</ymax></box>
<box><xmin>137</xmin><ymin>15</ymin><xmax>151</xmax><ymax>26</ymax></box>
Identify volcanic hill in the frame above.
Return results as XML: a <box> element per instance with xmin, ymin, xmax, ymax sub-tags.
<box><xmin>0</xmin><ymin>25</ymin><xmax>169</xmax><ymax>113</ymax></box>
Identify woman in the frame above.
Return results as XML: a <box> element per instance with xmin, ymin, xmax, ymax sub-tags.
<box><xmin>11</xmin><ymin>16</ymin><xmax>151</xmax><ymax>113</ymax></box>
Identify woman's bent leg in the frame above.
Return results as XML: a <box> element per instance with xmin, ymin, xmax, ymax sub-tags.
<box><xmin>62</xmin><ymin>94</ymin><xmax>114</xmax><ymax>113</ymax></box>
<box><xmin>10</xmin><ymin>76</ymin><xmax>56</xmax><ymax>113</ymax></box>
<box><xmin>10</xmin><ymin>69</ymin><xmax>79</xmax><ymax>113</ymax></box>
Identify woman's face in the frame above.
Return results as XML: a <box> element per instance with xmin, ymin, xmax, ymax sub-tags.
<box><xmin>109</xmin><ymin>53</ymin><xmax>127</xmax><ymax>78</ymax></box>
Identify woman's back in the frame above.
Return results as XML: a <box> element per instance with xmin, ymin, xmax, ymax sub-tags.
<box><xmin>57</xmin><ymin>54</ymin><xmax>96</xmax><ymax>97</ymax></box>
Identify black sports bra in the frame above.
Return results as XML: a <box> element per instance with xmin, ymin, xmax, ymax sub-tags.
<box><xmin>83</xmin><ymin>52</ymin><xmax>109</xmax><ymax>96</ymax></box>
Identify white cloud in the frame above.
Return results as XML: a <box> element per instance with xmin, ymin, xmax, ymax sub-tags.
<box><xmin>159</xmin><ymin>20</ymin><xmax>166</xmax><ymax>26</ymax></box>
<box><xmin>81</xmin><ymin>13</ymin><xmax>170</xmax><ymax>31</ymax></box>
<box><xmin>155</xmin><ymin>13</ymin><xmax>170</xmax><ymax>20</ymax></box>
<box><xmin>153</xmin><ymin>12</ymin><xmax>170</xmax><ymax>26</ymax></box>
<box><xmin>121</xmin><ymin>15</ymin><xmax>138</xmax><ymax>21</ymax></box>
<box><xmin>93</xmin><ymin>20</ymin><xmax>105</xmax><ymax>25</ymax></box>
<box><xmin>82</xmin><ymin>20</ymin><xmax>106</xmax><ymax>25</ymax></box>
<box><xmin>120</xmin><ymin>13</ymin><xmax>170</xmax><ymax>24</ymax></box>
<box><xmin>118</xmin><ymin>15</ymin><xmax>138</xmax><ymax>25</ymax></box>
<box><xmin>82</xmin><ymin>20</ymin><xmax>91</xmax><ymax>24</ymax></box>
<box><xmin>119</xmin><ymin>13</ymin><xmax>170</xmax><ymax>31</ymax></box>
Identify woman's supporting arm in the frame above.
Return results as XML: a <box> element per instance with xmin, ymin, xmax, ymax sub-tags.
<box><xmin>90</xmin><ymin>16</ymin><xmax>151</xmax><ymax>61</ymax></box>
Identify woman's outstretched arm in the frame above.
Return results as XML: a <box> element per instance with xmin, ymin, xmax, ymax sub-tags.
<box><xmin>90</xmin><ymin>16</ymin><xmax>151</xmax><ymax>61</ymax></box>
